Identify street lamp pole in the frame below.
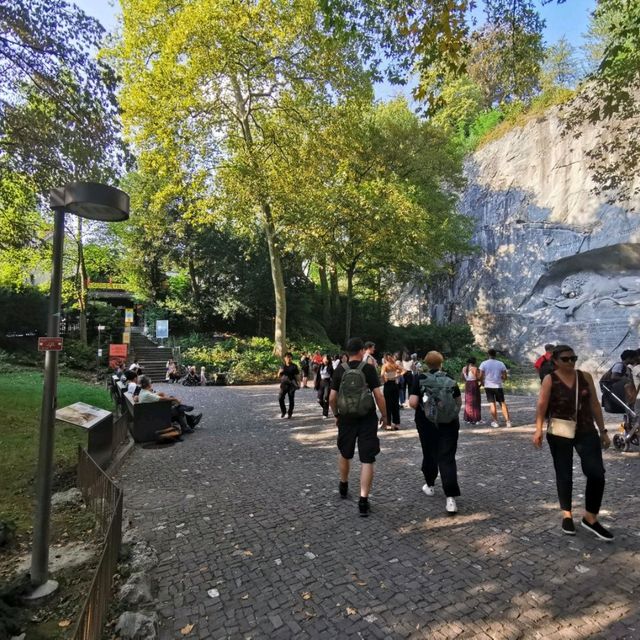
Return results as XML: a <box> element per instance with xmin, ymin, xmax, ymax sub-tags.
<box><xmin>27</xmin><ymin>183</ymin><xmax>129</xmax><ymax>599</ymax></box>
<box><xmin>29</xmin><ymin>207</ymin><xmax>66</xmax><ymax>596</ymax></box>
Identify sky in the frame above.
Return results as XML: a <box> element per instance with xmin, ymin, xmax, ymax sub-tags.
<box><xmin>75</xmin><ymin>0</ymin><xmax>597</xmax><ymax>101</ymax></box>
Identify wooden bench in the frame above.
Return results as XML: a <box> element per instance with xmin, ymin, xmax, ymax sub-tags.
<box><xmin>124</xmin><ymin>393</ymin><xmax>174</xmax><ymax>443</ymax></box>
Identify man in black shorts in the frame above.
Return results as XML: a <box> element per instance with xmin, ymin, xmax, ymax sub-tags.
<box><xmin>329</xmin><ymin>337</ymin><xmax>388</xmax><ymax>517</ymax></box>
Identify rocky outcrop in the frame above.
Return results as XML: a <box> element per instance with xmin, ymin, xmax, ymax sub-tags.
<box><xmin>421</xmin><ymin>106</ymin><xmax>640</xmax><ymax>368</ymax></box>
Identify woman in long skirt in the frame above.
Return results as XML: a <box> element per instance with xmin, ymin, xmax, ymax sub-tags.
<box><xmin>461</xmin><ymin>357</ymin><xmax>482</xmax><ymax>424</ymax></box>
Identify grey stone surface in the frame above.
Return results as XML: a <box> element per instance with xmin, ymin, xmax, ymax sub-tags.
<box><xmin>397</xmin><ymin>106</ymin><xmax>640</xmax><ymax>369</ymax></box>
<box><xmin>115</xmin><ymin>611</ymin><xmax>159</xmax><ymax>639</ymax></box>
<box><xmin>51</xmin><ymin>487</ymin><xmax>83</xmax><ymax>508</ymax></box>
<box><xmin>119</xmin><ymin>571</ymin><xmax>154</xmax><ymax>606</ymax></box>
<box><xmin>130</xmin><ymin>541</ymin><xmax>159</xmax><ymax>573</ymax></box>
<box><xmin>116</xmin><ymin>384</ymin><xmax>640</xmax><ymax>639</ymax></box>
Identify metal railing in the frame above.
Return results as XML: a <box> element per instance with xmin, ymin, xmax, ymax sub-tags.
<box><xmin>111</xmin><ymin>411</ymin><xmax>130</xmax><ymax>457</ymax></box>
<box><xmin>72</xmin><ymin>446</ymin><xmax>123</xmax><ymax>639</ymax></box>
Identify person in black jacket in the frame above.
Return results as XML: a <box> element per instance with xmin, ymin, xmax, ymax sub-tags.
<box><xmin>314</xmin><ymin>354</ymin><xmax>334</xmax><ymax>418</ymax></box>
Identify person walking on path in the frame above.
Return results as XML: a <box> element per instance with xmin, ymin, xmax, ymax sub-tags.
<box><xmin>380</xmin><ymin>352</ymin><xmax>403</xmax><ymax>430</ymax></box>
<box><xmin>314</xmin><ymin>353</ymin><xmax>334</xmax><ymax>419</ymax></box>
<box><xmin>479</xmin><ymin>349</ymin><xmax>512</xmax><ymax>428</ymax></box>
<box><xmin>461</xmin><ymin>357</ymin><xmax>482</xmax><ymax>424</ymax></box>
<box><xmin>277</xmin><ymin>352</ymin><xmax>300</xmax><ymax>419</ymax></box>
<box><xmin>300</xmin><ymin>353</ymin><xmax>311</xmax><ymax>389</ymax></box>
<box><xmin>410</xmin><ymin>351</ymin><xmax>462</xmax><ymax>515</ymax></box>
<box><xmin>363</xmin><ymin>341</ymin><xmax>377</xmax><ymax>367</ymax></box>
<box><xmin>533</xmin><ymin>344</ymin><xmax>613</xmax><ymax>540</ymax></box>
<box><xmin>329</xmin><ymin>337</ymin><xmax>388</xmax><ymax>517</ymax></box>
<box><xmin>401</xmin><ymin>352</ymin><xmax>416</xmax><ymax>407</ymax></box>
<box><xmin>534</xmin><ymin>344</ymin><xmax>555</xmax><ymax>382</ymax></box>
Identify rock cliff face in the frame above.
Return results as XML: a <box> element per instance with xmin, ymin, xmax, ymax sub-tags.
<box><xmin>419</xmin><ymin>107</ymin><xmax>640</xmax><ymax>368</ymax></box>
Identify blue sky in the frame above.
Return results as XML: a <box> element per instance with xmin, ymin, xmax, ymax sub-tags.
<box><xmin>76</xmin><ymin>0</ymin><xmax>597</xmax><ymax>101</ymax></box>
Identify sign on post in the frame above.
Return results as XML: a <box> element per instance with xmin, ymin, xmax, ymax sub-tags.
<box><xmin>108</xmin><ymin>344</ymin><xmax>128</xmax><ymax>368</ymax></box>
<box><xmin>124</xmin><ymin>308</ymin><xmax>134</xmax><ymax>324</ymax></box>
<box><xmin>122</xmin><ymin>332</ymin><xmax>130</xmax><ymax>345</ymax></box>
<box><xmin>156</xmin><ymin>320</ymin><xmax>169</xmax><ymax>339</ymax></box>
<box><xmin>38</xmin><ymin>337</ymin><xmax>63</xmax><ymax>352</ymax></box>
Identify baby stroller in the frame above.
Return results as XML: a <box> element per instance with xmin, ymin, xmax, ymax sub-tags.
<box><xmin>601</xmin><ymin>382</ymin><xmax>640</xmax><ymax>452</ymax></box>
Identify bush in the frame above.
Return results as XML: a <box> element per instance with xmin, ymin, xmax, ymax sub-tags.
<box><xmin>62</xmin><ymin>340</ymin><xmax>95</xmax><ymax>370</ymax></box>
<box><xmin>182</xmin><ymin>335</ymin><xmax>340</xmax><ymax>384</ymax></box>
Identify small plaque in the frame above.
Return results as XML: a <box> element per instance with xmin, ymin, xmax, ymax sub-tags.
<box><xmin>38</xmin><ymin>337</ymin><xmax>63</xmax><ymax>352</ymax></box>
<box><xmin>56</xmin><ymin>402</ymin><xmax>111</xmax><ymax>429</ymax></box>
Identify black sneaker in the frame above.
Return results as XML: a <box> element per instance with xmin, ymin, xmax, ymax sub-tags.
<box><xmin>191</xmin><ymin>413</ymin><xmax>203</xmax><ymax>428</ymax></box>
<box><xmin>339</xmin><ymin>481</ymin><xmax>348</xmax><ymax>499</ymax></box>
<box><xmin>358</xmin><ymin>497</ymin><xmax>370</xmax><ymax>517</ymax></box>
<box><xmin>561</xmin><ymin>517</ymin><xmax>576</xmax><ymax>536</ymax></box>
<box><xmin>581</xmin><ymin>518</ymin><xmax>614</xmax><ymax>541</ymax></box>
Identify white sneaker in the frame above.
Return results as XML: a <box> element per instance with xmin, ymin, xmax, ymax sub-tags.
<box><xmin>506</xmin><ymin>421</ymin><xmax>512</xmax><ymax>428</ymax></box>
<box><xmin>422</xmin><ymin>484</ymin><xmax>435</xmax><ymax>496</ymax></box>
<box><xmin>490</xmin><ymin>421</ymin><xmax>499</xmax><ymax>428</ymax></box>
<box><xmin>445</xmin><ymin>497</ymin><xmax>458</xmax><ymax>514</ymax></box>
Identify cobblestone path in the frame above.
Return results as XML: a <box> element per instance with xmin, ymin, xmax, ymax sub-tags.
<box><xmin>117</xmin><ymin>385</ymin><xmax>640</xmax><ymax>639</ymax></box>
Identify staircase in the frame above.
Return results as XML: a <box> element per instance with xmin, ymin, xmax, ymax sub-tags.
<box><xmin>129</xmin><ymin>328</ymin><xmax>172</xmax><ymax>382</ymax></box>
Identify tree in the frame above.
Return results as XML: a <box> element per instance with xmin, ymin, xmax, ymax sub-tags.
<box><xmin>540</xmin><ymin>37</ymin><xmax>580</xmax><ymax>92</ymax></box>
<box><xmin>283</xmin><ymin>99</ymin><xmax>472</xmax><ymax>341</ymax></box>
<box><xmin>112</xmin><ymin>0</ymin><xmax>369</xmax><ymax>356</ymax></box>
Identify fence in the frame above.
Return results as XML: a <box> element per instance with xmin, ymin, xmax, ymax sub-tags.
<box><xmin>111</xmin><ymin>411</ymin><xmax>129</xmax><ymax>459</ymax></box>
<box><xmin>72</xmin><ymin>446</ymin><xmax>123</xmax><ymax>640</ymax></box>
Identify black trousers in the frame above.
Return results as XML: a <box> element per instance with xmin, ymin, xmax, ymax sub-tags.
<box><xmin>415</xmin><ymin>417</ymin><xmax>460</xmax><ymax>497</ymax></box>
<box><xmin>384</xmin><ymin>381</ymin><xmax>400</xmax><ymax>425</ymax></box>
<box><xmin>279</xmin><ymin>387</ymin><xmax>296</xmax><ymax>416</ymax></box>
<box><xmin>547</xmin><ymin>430</ymin><xmax>605</xmax><ymax>514</ymax></box>
<box><xmin>317</xmin><ymin>379</ymin><xmax>331</xmax><ymax>416</ymax></box>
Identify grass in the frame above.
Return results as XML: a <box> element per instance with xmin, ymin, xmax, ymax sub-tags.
<box><xmin>0</xmin><ymin>369</ymin><xmax>111</xmax><ymax>537</ymax></box>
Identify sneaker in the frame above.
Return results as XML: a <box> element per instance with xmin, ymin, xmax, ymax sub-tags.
<box><xmin>339</xmin><ymin>481</ymin><xmax>348</xmax><ymax>499</ymax></box>
<box><xmin>581</xmin><ymin>518</ymin><xmax>614</xmax><ymax>541</ymax></box>
<box><xmin>445</xmin><ymin>497</ymin><xmax>458</xmax><ymax>514</ymax></box>
<box><xmin>561</xmin><ymin>517</ymin><xmax>576</xmax><ymax>536</ymax></box>
<box><xmin>191</xmin><ymin>413</ymin><xmax>203</xmax><ymax>428</ymax></box>
<box><xmin>322</xmin><ymin>415</ymin><xmax>329</xmax><ymax>420</ymax></box>
<box><xmin>422</xmin><ymin>484</ymin><xmax>435</xmax><ymax>497</ymax></box>
<box><xmin>280</xmin><ymin>413</ymin><xmax>286</xmax><ymax>419</ymax></box>
<box><xmin>506</xmin><ymin>421</ymin><xmax>513</xmax><ymax>428</ymax></box>
<box><xmin>358</xmin><ymin>497</ymin><xmax>370</xmax><ymax>517</ymax></box>
<box><xmin>490</xmin><ymin>421</ymin><xmax>499</xmax><ymax>428</ymax></box>
<box><xmin>183</xmin><ymin>405</ymin><xmax>195</xmax><ymax>412</ymax></box>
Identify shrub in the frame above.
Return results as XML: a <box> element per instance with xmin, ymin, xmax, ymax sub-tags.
<box><xmin>62</xmin><ymin>340</ymin><xmax>95</xmax><ymax>370</ymax></box>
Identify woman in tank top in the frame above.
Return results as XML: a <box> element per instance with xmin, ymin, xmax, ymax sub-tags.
<box><xmin>533</xmin><ymin>344</ymin><xmax>613</xmax><ymax>540</ymax></box>
<box><xmin>461</xmin><ymin>356</ymin><xmax>482</xmax><ymax>424</ymax></box>
<box><xmin>381</xmin><ymin>353</ymin><xmax>403</xmax><ymax>430</ymax></box>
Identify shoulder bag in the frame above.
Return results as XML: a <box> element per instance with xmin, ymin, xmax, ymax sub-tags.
<box><xmin>547</xmin><ymin>371</ymin><xmax>579</xmax><ymax>439</ymax></box>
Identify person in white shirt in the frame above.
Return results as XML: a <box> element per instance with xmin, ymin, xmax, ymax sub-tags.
<box><xmin>479</xmin><ymin>349</ymin><xmax>512</xmax><ymax>428</ymax></box>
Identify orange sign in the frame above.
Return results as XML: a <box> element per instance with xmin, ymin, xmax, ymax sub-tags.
<box><xmin>108</xmin><ymin>344</ymin><xmax>128</xmax><ymax>369</ymax></box>
<box><xmin>38</xmin><ymin>337</ymin><xmax>63</xmax><ymax>351</ymax></box>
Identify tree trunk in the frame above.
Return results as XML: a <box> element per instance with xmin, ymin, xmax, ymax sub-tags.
<box><xmin>330</xmin><ymin>263</ymin><xmax>340</xmax><ymax>316</ymax></box>
<box><xmin>77</xmin><ymin>218</ymin><xmax>88</xmax><ymax>345</ymax></box>
<box><xmin>262</xmin><ymin>204</ymin><xmax>287</xmax><ymax>356</ymax></box>
<box><xmin>187</xmin><ymin>256</ymin><xmax>201</xmax><ymax>305</ymax></box>
<box><xmin>231</xmin><ymin>73</ymin><xmax>287</xmax><ymax>356</ymax></box>
<box><xmin>318</xmin><ymin>259</ymin><xmax>331</xmax><ymax>329</ymax></box>
<box><xmin>344</xmin><ymin>267</ymin><xmax>355</xmax><ymax>344</ymax></box>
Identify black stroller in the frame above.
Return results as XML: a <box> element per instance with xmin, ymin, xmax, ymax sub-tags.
<box><xmin>601</xmin><ymin>382</ymin><xmax>640</xmax><ymax>452</ymax></box>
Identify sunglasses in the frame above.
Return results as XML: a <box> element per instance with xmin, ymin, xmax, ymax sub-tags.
<box><xmin>558</xmin><ymin>355</ymin><xmax>578</xmax><ymax>363</ymax></box>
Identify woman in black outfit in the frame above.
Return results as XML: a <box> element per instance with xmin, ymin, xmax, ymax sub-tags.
<box><xmin>314</xmin><ymin>353</ymin><xmax>334</xmax><ymax>418</ymax></box>
<box><xmin>533</xmin><ymin>344</ymin><xmax>613</xmax><ymax>540</ymax></box>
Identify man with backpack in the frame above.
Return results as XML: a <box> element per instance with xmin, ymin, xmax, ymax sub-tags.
<box><xmin>329</xmin><ymin>337</ymin><xmax>388</xmax><ymax>517</ymax></box>
<box><xmin>600</xmin><ymin>349</ymin><xmax>638</xmax><ymax>413</ymax></box>
<box><xmin>534</xmin><ymin>344</ymin><xmax>555</xmax><ymax>382</ymax></box>
<box><xmin>409</xmin><ymin>351</ymin><xmax>462</xmax><ymax>515</ymax></box>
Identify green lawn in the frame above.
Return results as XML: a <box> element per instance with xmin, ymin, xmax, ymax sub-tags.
<box><xmin>0</xmin><ymin>370</ymin><xmax>112</xmax><ymax>536</ymax></box>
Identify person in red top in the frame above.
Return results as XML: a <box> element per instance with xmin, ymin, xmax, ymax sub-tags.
<box><xmin>534</xmin><ymin>344</ymin><xmax>555</xmax><ymax>381</ymax></box>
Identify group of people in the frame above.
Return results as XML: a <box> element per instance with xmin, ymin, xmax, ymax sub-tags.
<box><xmin>275</xmin><ymin>339</ymin><xmax>621</xmax><ymax>542</ymax></box>
<box><xmin>116</xmin><ymin>364</ymin><xmax>203</xmax><ymax>438</ymax></box>
<box><xmin>166</xmin><ymin>358</ymin><xmax>210</xmax><ymax>386</ymax></box>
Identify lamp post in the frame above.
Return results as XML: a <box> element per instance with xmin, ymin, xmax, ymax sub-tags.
<box><xmin>97</xmin><ymin>324</ymin><xmax>106</xmax><ymax>378</ymax></box>
<box><xmin>27</xmin><ymin>183</ymin><xmax>129</xmax><ymax>599</ymax></box>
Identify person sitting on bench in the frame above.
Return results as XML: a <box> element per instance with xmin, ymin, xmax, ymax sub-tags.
<box><xmin>124</xmin><ymin>369</ymin><xmax>140</xmax><ymax>396</ymax></box>
<box><xmin>138</xmin><ymin>375</ymin><xmax>202</xmax><ymax>433</ymax></box>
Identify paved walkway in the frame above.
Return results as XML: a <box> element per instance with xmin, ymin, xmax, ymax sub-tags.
<box><xmin>117</xmin><ymin>385</ymin><xmax>640</xmax><ymax>639</ymax></box>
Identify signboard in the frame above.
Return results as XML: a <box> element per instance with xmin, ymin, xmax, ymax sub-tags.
<box><xmin>56</xmin><ymin>402</ymin><xmax>111</xmax><ymax>430</ymax></box>
<box><xmin>88</xmin><ymin>282</ymin><xmax>128</xmax><ymax>290</ymax></box>
<box><xmin>125</xmin><ymin>308</ymin><xmax>134</xmax><ymax>324</ymax></box>
<box><xmin>156</xmin><ymin>319</ymin><xmax>169</xmax><ymax>339</ymax></box>
<box><xmin>123</xmin><ymin>332</ymin><xmax>131</xmax><ymax>344</ymax></box>
<box><xmin>97</xmin><ymin>325</ymin><xmax>106</xmax><ymax>331</ymax></box>
<box><xmin>38</xmin><ymin>337</ymin><xmax>63</xmax><ymax>352</ymax></box>
<box><xmin>97</xmin><ymin>349</ymin><xmax>103</xmax><ymax>357</ymax></box>
<box><xmin>108</xmin><ymin>344</ymin><xmax>128</xmax><ymax>368</ymax></box>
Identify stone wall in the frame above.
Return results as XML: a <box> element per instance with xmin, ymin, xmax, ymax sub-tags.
<box><xmin>416</xmin><ymin>106</ymin><xmax>640</xmax><ymax>369</ymax></box>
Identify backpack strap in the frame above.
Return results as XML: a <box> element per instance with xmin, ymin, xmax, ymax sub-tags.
<box><xmin>357</xmin><ymin>359</ymin><xmax>367</xmax><ymax>372</ymax></box>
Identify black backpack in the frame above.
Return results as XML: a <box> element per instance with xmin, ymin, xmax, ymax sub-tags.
<box><xmin>539</xmin><ymin>358</ymin><xmax>554</xmax><ymax>381</ymax></box>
